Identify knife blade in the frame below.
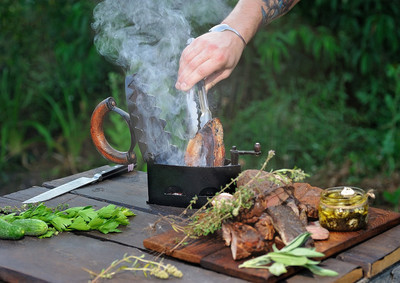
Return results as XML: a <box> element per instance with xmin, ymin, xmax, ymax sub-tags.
<box><xmin>23</xmin><ymin>164</ymin><xmax>133</xmax><ymax>204</ymax></box>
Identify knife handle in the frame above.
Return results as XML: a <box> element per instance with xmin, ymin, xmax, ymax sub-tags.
<box><xmin>97</xmin><ymin>164</ymin><xmax>133</xmax><ymax>182</ymax></box>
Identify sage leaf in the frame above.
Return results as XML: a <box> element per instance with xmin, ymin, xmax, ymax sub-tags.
<box><xmin>289</xmin><ymin>247</ymin><xmax>325</xmax><ymax>258</ymax></box>
<box><xmin>240</xmin><ymin>232</ymin><xmax>338</xmax><ymax>277</ymax></box>
<box><xmin>268</xmin><ymin>262</ymin><xmax>287</xmax><ymax>276</ymax></box>
<box><xmin>268</xmin><ymin>253</ymin><xmax>308</xmax><ymax>266</ymax></box>
<box><xmin>238</xmin><ymin>256</ymin><xmax>271</xmax><ymax>268</ymax></box>
<box><xmin>305</xmin><ymin>264</ymin><xmax>339</xmax><ymax>277</ymax></box>
<box><xmin>280</xmin><ymin>232</ymin><xmax>311</xmax><ymax>252</ymax></box>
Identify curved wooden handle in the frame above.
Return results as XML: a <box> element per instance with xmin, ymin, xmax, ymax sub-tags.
<box><xmin>90</xmin><ymin>97</ymin><xmax>136</xmax><ymax>165</ymax></box>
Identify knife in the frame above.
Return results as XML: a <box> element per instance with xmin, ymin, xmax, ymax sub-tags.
<box><xmin>23</xmin><ymin>164</ymin><xmax>133</xmax><ymax>204</ymax></box>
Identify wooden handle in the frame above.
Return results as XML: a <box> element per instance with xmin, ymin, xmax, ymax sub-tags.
<box><xmin>90</xmin><ymin>97</ymin><xmax>136</xmax><ymax>165</ymax></box>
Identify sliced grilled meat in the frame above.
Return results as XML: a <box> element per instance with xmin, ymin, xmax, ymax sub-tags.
<box><xmin>266</xmin><ymin>204</ymin><xmax>313</xmax><ymax>247</ymax></box>
<box><xmin>254</xmin><ymin>213</ymin><xmax>275</xmax><ymax>240</ymax></box>
<box><xmin>292</xmin><ymin>183</ymin><xmax>323</xmax><ymax>219</ymax></box>
<box><xmin>306</xmin><ymin>221</ymin><xmax>330</xmax><ymax>240</ymax></box>
<box><xmin>222</xmin><ymin>222</ymin><xmax>266</xmax><ymax>260</ymax></box>
<box><xmin>236</xmin><ymin>170</ymin><xmax>294</xmax><ymax>223</ymax></box>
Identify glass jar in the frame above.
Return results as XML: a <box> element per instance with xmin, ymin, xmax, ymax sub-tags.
<box><xmin>318</xmin><ymin>186</ymin><xmax>374</xmax><ymax>232</ymax></box>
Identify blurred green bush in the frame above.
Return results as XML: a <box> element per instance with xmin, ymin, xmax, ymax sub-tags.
<box><xmin>220</xmin><ymin>0</ymin><xmax>400</xmax><ymax>189</ymax></box>
<box><xmin>1</xmin><ymin>0</ymin><xmax>399</xmax><ymax>207</ymax></box>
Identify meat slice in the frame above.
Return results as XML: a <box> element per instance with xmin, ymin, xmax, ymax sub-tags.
<box><xmin>306</xmin><ymin>221</ymin><xmax>330</xmax><ymax>240</ymax></box>
<box><xmin>292</xmin><ymin>183</ymin><xmax>323</xmax><ymax>219</ymax></box>
<box><xmin>266</xmin><ymin>205</ymin><xmax>313</xmax><ymax>247</ymax></box>
<box><xmin>184</xmin><ymin>118</ymin><xmax>225</xmax><ymax>167</ymax></box>
<box><xmin>254</xmin><ymin>213</ymin><xmax>275</xmax><ymax>240</ymax></box>
<box><xmin>222</xmin><ymin>222</ymin><xmax>265</xmax><ymax>260</ymax></box>
<box><xmin>236</xmin><ymin>170</ymin><xmax>294</xmax><ymax>223</ymax></box>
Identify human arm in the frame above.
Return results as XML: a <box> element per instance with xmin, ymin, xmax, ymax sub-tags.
<box><xmin>175</xmin><ymin>0</ymin><xmax>300</xmax><ymax>92</ymax></box>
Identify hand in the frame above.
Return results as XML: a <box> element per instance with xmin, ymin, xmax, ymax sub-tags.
<box><xmin>175</xmin><ymin>31</ymin><xmax>245</xmax><ymax>92</ymax></box>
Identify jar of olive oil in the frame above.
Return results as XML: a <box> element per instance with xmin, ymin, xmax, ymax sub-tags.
<box><xmin>318</xmin><ymin>186</ymin><xmax>374</xmax><ymax>232</ymax></box>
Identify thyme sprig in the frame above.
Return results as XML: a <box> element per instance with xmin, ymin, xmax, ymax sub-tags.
<box><xmin>84</xmin><ymin>254</ymin><xmax>183</xmax><ymax>282</ymax></box>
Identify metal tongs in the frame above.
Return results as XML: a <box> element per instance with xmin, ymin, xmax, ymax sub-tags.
<box><xmin>186</xmin><ymin>38</ymin><xmax>212</xmax><ymax>128</ymax></box>
<box><xmin>195</xmin><ymin>80</ymin><xmax>212</xmax><ymax>128</ymax></box>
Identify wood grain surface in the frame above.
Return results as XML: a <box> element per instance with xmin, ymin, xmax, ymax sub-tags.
<box><xmin>143</xmin><ymin>207</ymin><xmax>400</xmax><ymax>282</ymax></box>
<box><xmin>2</xmin><ymin>167</ymin><xmax>400</xmax><ymax>283</ymax></box>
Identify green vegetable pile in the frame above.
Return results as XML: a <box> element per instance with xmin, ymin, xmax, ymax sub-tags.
<box><xmin>239</xmin><ymin>232</ymin><xmax>338</xmax><ymax>277</ymax></box>
<box><xmin>0</xmin><ymin>203</ymin><xmax>135</xmax><ymax>239</ymax></box>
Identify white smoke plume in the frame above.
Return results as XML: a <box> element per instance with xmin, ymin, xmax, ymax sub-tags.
<box><xmin>92</xmin><ymin>0</ymin><xmax>230</xmax><ymax>165</ymax></box>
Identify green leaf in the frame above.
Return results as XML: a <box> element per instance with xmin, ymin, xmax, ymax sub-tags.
<box><xmin>38</xmin><ymin>228</ymin><xmax>58</xmax><ymax>238</ymax></box>
<box><xmin>306</xmin><ymin>264</ymin><xmax>339</xmax><ymax>277</ymax></box>
<box><xmin>97</xmin><ymin>205</ymin><xmax>117</xmax><ymax>219</ymax></box>
<box><xmin>268</xmin><ymin>262</ymin><xmax>287</xmax><ymax>276</ymax></box>
<box><xmin>61</xmin><ymin>206</ymin><xmax>92</xmax><ymax>218</ymax></box>
<box><xmin>121</xmin><ymin>207</ymin><xmax>135</xmax><ymax>217</ymax></box>
<box><xmin>239</xmin><ymin>256</ymin><xmax>271</xmax><ymax>268</ymax></box>
<box><xmin>289</xmin><ymin>247</ymin><xmax>325</xmax><ymax>258</ymax></box>
<box><xmin>51</xmin><ymin>216</ymin><xmax>72</xmax><ymax>231</ymax></box>
<box><xmin>98</xmin><ymin>219</ymin><xmax>121</xmax><ymax>234</ymax></box>
<box><xmin>78</xmin><ymin>207</ymin><xmax>97</xmax><ymax>222</ymax></box>
<box><xmin>69</xmin><ymin>216</ymin><xmax>91</xmax><ymax>231</ymax></box>
<box><xmin>88</xmin><ymin>217</ymin><xmax>105</xmax><ymax>229</ymax></box>
<box><xmin>268</xmin><ymin>253</ymin><xmax>309</xmax><ymax>266</ymax></box>
<box><xmin>280</xmin><ymin>232</ymin><xmax>312</xmax><ymax>252</ymax></box>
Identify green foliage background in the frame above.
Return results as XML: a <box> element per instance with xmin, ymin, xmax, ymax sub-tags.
<box><xmin>1</xmin><ymin>0</ymin><xmax>399</xmax><ymax>207</ymax></box>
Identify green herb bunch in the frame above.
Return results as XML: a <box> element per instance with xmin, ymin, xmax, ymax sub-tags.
<box><xmin>84</xmin><ymin>253</ymin><xmax>183</xmax><ymax>282</ymax></box>
<box><xmin>0</xmin><ymin>203</ymin><xmax>135</xmax><ymax>238</ymax></box>
<box><xmin>239</xmin><ymin>232</ymin><xmax>338</xmax><ymax>277</ymax></box>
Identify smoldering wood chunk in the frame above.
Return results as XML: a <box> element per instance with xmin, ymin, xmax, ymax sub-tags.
<box><xmin>184</xmin><ymin>118</ymin><xmax>225</xmax><ymax>167</ymax></box>
<box><xmin>266</xmin><ymin>205</ymin><xmax>313</xmax><ymax>247</ymax></box>
<box><xmin>222</xmin><ymin>222</ymin><xmax>266</xmax><ymax>260</ymax></box>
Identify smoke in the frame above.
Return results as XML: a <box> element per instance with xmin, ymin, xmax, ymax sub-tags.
<box><xmin>92</xmin><ymin>0</ymin><xmax>230</xmax><ymax>165</ymax></box>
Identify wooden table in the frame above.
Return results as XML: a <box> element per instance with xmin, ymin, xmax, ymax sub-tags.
<box><xmin>1</xmin><ymin>166</ymin><xmax>400</xmax><ymax>283</ymax></box>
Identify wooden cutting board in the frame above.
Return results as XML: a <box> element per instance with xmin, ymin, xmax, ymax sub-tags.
<box><xmin>143</xmin><ymin>207</ymin><xmax>400</xmax><ymax>282</ymax></box>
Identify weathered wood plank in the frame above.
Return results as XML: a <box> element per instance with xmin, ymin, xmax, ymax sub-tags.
<box><xmin>3</xmin><ymin>170</ymin><xmax>185</xmax><ymax>216</ymax></box>
<box><xmin>143</xmin><ymin>230</ymin><xmax>226</xmax><ymax>264</ymax></box>
<box><xmin>201</xmin><ymin>247</ymin><xmax>299</xmax><ymax>283</ymax></box>
<box><xmin>313</xmin><ymin>207</ymin><xmax>400</xmax><ymax>258</ymax></box>
<box><xmin>284</xmin><ymin>258</ymin><xmax>363</xmax><ymax>283</ymax></box>
<box><xmin>337</xmin><ymin>225</ymin><xmax>400</xmax><ymax>278</ymax></box>
<box><xmin>41</xmin><ymin>165</ymin><xmax>112</xmax><ymax>187</ymax></box>
<box><xmin>0</xmin><ymin>232</ymin><xmax>246</xmax><ymax>283</ymax></box>
<box><xmin>1</xmin><ymin>192</ymin><xmax>173</xmax><ymax>251</ymax></box>
<box><xmin>201</xmin><ymin>247</ymin><xmax>362</xmax><ymax>283</ymax></box>
<box><xmin>143</xmin><ymin>208</ymin><xmax>400</xmax><ymax>282</ymax></box>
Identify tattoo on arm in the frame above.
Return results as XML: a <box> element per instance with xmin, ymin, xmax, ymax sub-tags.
<box><xmin>261</xmin><ymin>0</ymin><xmax>295</xmax><ymax>25</ymax></box>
